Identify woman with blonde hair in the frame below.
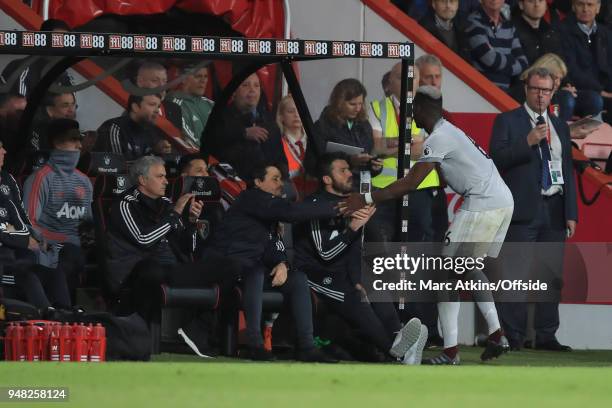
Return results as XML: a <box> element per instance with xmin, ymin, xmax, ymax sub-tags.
<box><xmin>276</xmin><ymin>94</ymin><xmax>307</xmax><ymax>179</ymax></box>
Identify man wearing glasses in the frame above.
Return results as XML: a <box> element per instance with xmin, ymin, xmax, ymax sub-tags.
<box><xmin>489</xmin><ymin>67</ymin><xmax>577</xmax><ymax>352</ymax></box>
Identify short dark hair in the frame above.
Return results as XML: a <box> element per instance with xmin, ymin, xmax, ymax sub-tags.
<box><xmin>181</xmin><ymin>61</ymin><xmax>211</xmax><ymax>75</ymax></box>
<box><xmin>47</xmin><ymin>118</ymin><xmax>80</xmax><ymax>148</ymax></box>
<box><xmin>178</xmin><ymin>153</ymin><xmax>207</xmax><ymax>174</ymax></box>
<box><xmin>316</xmin><ymin>152</ymin><xmax>351</xmax><ymax>181</ymax></box>
<box><xmin>245</xmin><ymin>161</ymin><xmax>287</xmax><ymax>188</ymax></box>
<box><xmin>39</xmin><ymin>19</ymin><xmax>70</xmax><ymax>32</ymax></box>
<box><xmin>413</xmin><ymin>86</ymin><xmax>443</xmax><ymax>116</ymax></box>
<box><xmin>43</xmin><ymin>91</ymin><xmax>75</xmax><ymax>108</ymax></box>
<box><xmin>525</xmin><ymin>67</ymin><xmax>554</xmax><ymax>85</ymax></box>
<box><xmin>127</xmin><ymin>93</ymin><xmax>161</xmax><ymax>112</ymax></box>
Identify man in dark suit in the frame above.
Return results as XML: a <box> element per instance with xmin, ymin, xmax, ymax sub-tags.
<box><xmin>490</xmin><ymin>67</ymin><xmax>577</xmax><ymax>351</ymax></box>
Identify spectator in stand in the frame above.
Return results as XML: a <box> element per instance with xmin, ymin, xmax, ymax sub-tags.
<box><xmin>169</xmin><ymin>64</ymin><xmax>214</xmax><ymax>149</ymax></box>
<box><xmin>22</xmin><ymin>119</ymin><xmax>92</xmax><ymax>299</ymax></box>
<box><xmin>135</xmin><ymin>62</ymin><xmax>182</xmax><ymax>128</ymax></box>
<box><xmin>392</xmin><ymin>0</ymin><xmax>431</xmax><ymax>20</ymax></box>
<box><xmin>106</xmin><ymin>155</ymin><xmax>240</xmax><ymax>356</ymax></box>
<box><xmin>513</xmin><ymin>0</ymin><xmax>564</xmax><ymax>65</ymax></box>
<box><xmin>29</xmin><ymin>92</ymin><xmax>77</xmax><ymax>151</ymax></box>
<box><xmin>134</xmin><ymin>61</ymin><xmax>182</xmax><ymax>153</ymax></box>
<box><xmin>419</xmin><ymin>0</ymin><xmax>471</xmax><ymax>60</ymax></box>
<box><xmin>460</xmin><ymin>0</ymin><xmax>488</xmax><ymax>15</ymax></box>
<box><xmin>94</xmin><ymin>94</ymin><xmax>162</xmax><ymax>160</ymax></box>
<box><xmin>293</xmin><ymin>152</ymin><xmax>427</xmax><ymax>364</ymax></box>
<box><xmin>311</xmin><ymin>79</ymin><xmax>382</xmax><ymax>187</ymax></box>
<box><xmin>0</xmin><ymin>140</ymin><xmax>72</xmax><ymax>313</ymax></box>
<box><xmin>0</xmin><ymin>19</ymin><xmax>72</xmax><ymax>99</ymax></box>
<box><xmin>465</xmin><ymin>0</ymin><xmax>529</xmax><ymax>92</ymax></box>
<box><xmin>561</xmin><ymin>0</ymin><xmax>612</xmax><ymax>123</ymax></box>
<box><xmin>276</xmin><ymin>95</ymin><xmax>307</xmax><ymax>185</ymax></box>
<box><xmin>209</xmin><ymin>73</ymin><xmax>286</xmax><ymax>179</ymax></box>
<box><xmin>602</xmin><ymin>0</ymin><xmax>611</xmax><ymax>27</ymax></box>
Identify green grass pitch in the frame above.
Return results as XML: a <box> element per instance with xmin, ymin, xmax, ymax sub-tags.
<box><xmin>1</xmin><ymin>348</ymin><xmax>611</xmax><ymax>407</ymax></box>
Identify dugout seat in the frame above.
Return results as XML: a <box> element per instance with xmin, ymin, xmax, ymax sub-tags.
<box><xmin>168</xmin><ymin>175</ymin><xmax>285</xmax><ymax>355</ymax></box>
<box><xmin>92</xmin><ymin>173</ymin><xmax>220</xmax><ymax>354</ymax></box>
<box><xmin>78</xmin><ymin>151</ymin><xmax>127</xmax><ymax>184</ymax></box>
<box><xmin>168</xmin><ymin>175</ymin><xmax>224</xmax><ymax>245</ymax></box>
<box><xmin>14</xmin><ymin>150</ymin><xmax>50</xmax><ymax>189</ymax></box>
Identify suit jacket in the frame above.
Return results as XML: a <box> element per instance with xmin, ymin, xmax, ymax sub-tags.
<box><xmin>560</xmin><ymin>14</ymin><xmax>612</xmax><ymax>92</ymax></box>
<box><xmin>489</xmin><ymin>106</ymin><xmax>577</xmax><ymax>223</ymax></box>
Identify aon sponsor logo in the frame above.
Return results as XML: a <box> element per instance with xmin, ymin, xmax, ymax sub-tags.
<box><xmin>56</xmin><ymin>203</ymin><xmax>86</xmax><ymax>219</ymax></box>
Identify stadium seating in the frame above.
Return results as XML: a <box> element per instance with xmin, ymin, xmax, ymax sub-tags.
<box><xmin>168</xmin><ymin>175</ymin><xmax>286</xmax><ymax>356</ymax></box>
<box><xmin>91</xmin><ymin>173</ymin><xmax>221</xmax><ymax>354</ymax></box>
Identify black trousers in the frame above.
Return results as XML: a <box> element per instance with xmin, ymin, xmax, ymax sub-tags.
<box><xmin>320</xmin><ymin>288</ymin><xmax>401</xmax><ymax>355</ymax></box>
<box><xmin>7</xmin><ymin>247</ymin><xmax>73</xmax><ymax>310</ymax></box>
<box><xmin>241</xmin><ymin>262</ymin><xmax>314</xmax><ymax>350</ymax></box>
<box><xmin>128</xmin><ymin>250</ymin><xmax>240</xmax><ymax>322</ymax></box>
<box><xmin>56</xmin><ymin>243</ymin><xmax>85</xmax><ymax>296</ymax></box>
<box><xmin>497</xmin><ymin>194</ymin><xmax>566</xmax><ymax>346</ymax></box>
<box><xmin>407</xmin><ymin>188</ymin><xmax>448</xmax><ymax>243</ymax></box>
<box><xmin>402</xmin><ymin>187</ymin><xmax>447</xmax><ymax>338</ymax></box>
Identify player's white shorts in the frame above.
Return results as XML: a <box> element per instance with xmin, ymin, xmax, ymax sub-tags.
<box><xmin>443</xmin><ymin>206</ymin><xmax>513</xmax><ymax>259</ymax></box>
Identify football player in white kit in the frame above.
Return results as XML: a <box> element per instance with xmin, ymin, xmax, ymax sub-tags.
<box><xmin>340</xmin><ymin>86</ymin><xmax>514</xmax><ymax>364</ymax></box>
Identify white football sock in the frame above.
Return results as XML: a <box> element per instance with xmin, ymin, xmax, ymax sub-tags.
<box><xmin>477</xmin><ymin>301</ymin><xmax>501</xmax><ymax>335</ymax></box>
<box><xmin>438</xmin><ymin>302</ymin><xmax>460</xmax><ymax>349</ymax></box>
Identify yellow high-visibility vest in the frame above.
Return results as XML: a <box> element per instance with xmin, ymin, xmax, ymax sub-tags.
<box><xmin>370</xmin><ymin>97</ymin><xmax>440</xmax><ymax>189</ymax></box>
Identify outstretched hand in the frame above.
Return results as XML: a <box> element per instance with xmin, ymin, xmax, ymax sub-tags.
<box><xmin>336</xmin><ymin>192</ymin><xmax>367</xmax><ymax>214</ymax></box>
<box><xmin>349</xmin><ymin>205</ymin><xmax>376</xmax><ymax>231</ymax></box>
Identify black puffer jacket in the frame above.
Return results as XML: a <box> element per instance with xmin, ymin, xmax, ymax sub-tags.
<box><xmin>211</xmin><ymin>188</ymin><xmax>336</xmax><ymax>268</ymax></box>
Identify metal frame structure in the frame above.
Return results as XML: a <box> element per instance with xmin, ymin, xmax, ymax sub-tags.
<box><xmin>0</xmin><ymin>30</ymin><xmax>414</xmax><ymax>240</ymax></box>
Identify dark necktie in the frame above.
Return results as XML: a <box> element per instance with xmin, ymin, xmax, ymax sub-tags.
<box><xmin>537</xmin><ymin>115</ymin><xmax>552</xmax><ymax>190</ymax></box>
<box><xmin>295</xmin><ymin>140</ymin><xmax>305</xmax><ymax>161</ymax></box>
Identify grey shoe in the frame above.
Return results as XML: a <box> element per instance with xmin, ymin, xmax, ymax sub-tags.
<box><xmin>402</xmin><ymin>324</ymin><xmax>428</xmax><ymax>365</ymax></box>
<box><xmin>390</xmin><ymin>318</ymin><xmax>423</xmax><ymax>359</ymax></box>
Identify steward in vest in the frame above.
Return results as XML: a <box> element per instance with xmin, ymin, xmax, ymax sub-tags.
<box><xmin>370</xmin><ymin>96</ymin><xmax>440</xmax><ymax>190</ymax></box>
